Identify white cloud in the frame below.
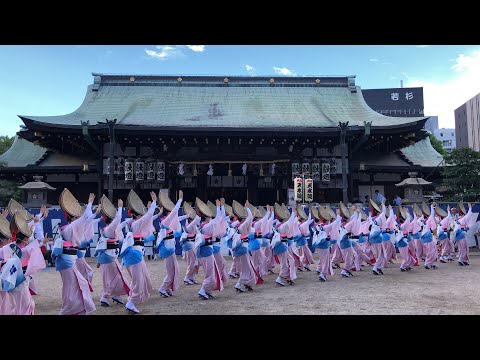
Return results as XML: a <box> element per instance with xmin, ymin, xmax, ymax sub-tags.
<box><xmin>369</xmin><ymin>58</ymin><xmax>379</xmax><ymax>62</ymax></box>
<box><xmin>244</xmin><ymin>64</ymin><xmax>256</xmax><ymax>76</ymax></box>
<box><xmin>145</xmin><ymin>45</ymin><xmax>183</xmax><ymax>60</ymax></box>
<box><xmin>186</xmin><ymin>45</ymin><xmax>205</xmax><ymax>52</ymax></box>
<box><xmin>381</xmin><ymin>62</ymin><xmax>392</xmax><ymax>65</ymax></box>
<box><xmin>416</xmin><ymin>45</ymin><xmax>430</xmax><ymax>48</ymax></box>
<box><xmin>406</xmin><ymin>49</ymin><xmax>480</xmax><ymax>128</ymax></box>
<box><xmin>273</xmin><ymin>67</ymin><xmax>296</xmax><ymax>76</ymax></box>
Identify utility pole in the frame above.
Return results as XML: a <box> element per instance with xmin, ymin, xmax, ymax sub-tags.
<box><xmin>106</xmin><ymin>119</ymin><xmax>117</xmax><ymax>202</ymax></box>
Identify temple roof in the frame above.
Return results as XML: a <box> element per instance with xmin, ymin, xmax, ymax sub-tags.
<box><xmin>19</xmin><ymin>74</ymin><xmax>428</xmax><ymax>131</ymax></box>
<box><xmin>0</xmin><ymin>136</ymin><xmax>47</xmax><ymax>167</ymax></box>
<box><xmin>400</xmin><ymin>137</ymin><xmax>444</xmax><ymax>167</ymax></box>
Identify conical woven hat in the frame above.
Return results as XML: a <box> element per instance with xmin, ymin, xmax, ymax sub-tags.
<box><xmin>318</xmin><ymin>206</ymin><xmax>332</xmax><ymax>222</ymax></box>
<box><xmin>257</xmin><ymin>206</ymin><xmax>267</xmax><ymax>218</ymax></box>
<box><xmin>224</xmin><ymin>203</ymin><xmax>234</xmax><ymax>217</ymax></box>
<box><xmin>395</xmin><ymin>204</ymin><xmax>407</xmax><ymax>220</ymax></box>
<box><xmin>195</xmin><ymin>198</ymin><xmax>213</xmax><ymax>218</ymax></box>
<box><xmin>325</xmin><ymin>206</ymin><xmax>336</xmax><ymax>219</ymax></box>
<box><xmin>339</xmin><ymin>201</ymin><xmax>351</xmax><ymax>219</ymax></box>
<box><xmin>369</xmin><ymin>199</ymin><xmax>381</xmax><ymax>214</ymax></box>
<box><xmin>435</xmin><ymin>205</ymin><xmax>448</xmax><ymax>218</ymax></box>
<box><xmin>10</xmin><ymin>212</ymin><xmax>32</xmax><ymax>238</ymax></box>
<box><xmin>310</xmin><ymin>206</ymin><xmax>320</xmax><ymax>221</ymax></box>
<box><xmin>413</xmin><ymin>203</ymin><xmax>423</xmax><ymax>217</ymax></box>
<box><xmin>246</xmin><ymin>203</ymin><xmax>261</xmax><ymax>218</ymax></box>
<box><xmin>458</xmin><ymin>201</ymin><xmax>467</xmax><ymax>215</ymax></box>
<box><xmin>158</xmin><ymin>191</ymin><xmax>176</xmax><ymax>212</ymax></box>
<box><xmin>357</xmin><ymin>207</ymin><xmax>368</xmax><ymax>221</ymax></box>
<box><xmin>127</xmin><ymin>190</ymin><xmax>147</xmax><ymax>216</ymax></box>
<box><xmin>0</xmin><ymin>215</ymin><xmax>12</xmax><ymax>239</ymax></box>
<box><xmin>232</xmin><ymin>200</ymin><xmax>247</xmax><ymax>219</ymax></box>
<box><xmin>100</xmin><ymin>195</ymin><xmax>117</xmax><ymax>220</ymax></box>
<box><xmin>59</xmin><ymin>188</ymin><xmax>83</xmax><ymax>218</ymax></box>
<box><xmin>183</xmin><ymin>202</ymin><xmax>196</xmax><ymax>220</ymax></box>
<box><xmin>296</xmin><ymin>204</ymin><xmax>308</xmax><ymax>221</ymax></box>
<box><xmin>274</xmin><ymin>203</ymin><xmax>289</xmax><ymax>221</ymax></box>
<box><xmin>7</xmin><ymin>198</ymin><xmax>34</xmax><ymax>222</ymax></box>
<box><xmin>207</xmin><ymin>201</ymin><xmax>217</xmax><ymax>218</ymax></box>
<box><xmin>421</xmin><ymin>202</ymin><xmax>431</xmax><ymax>216</ymax></box>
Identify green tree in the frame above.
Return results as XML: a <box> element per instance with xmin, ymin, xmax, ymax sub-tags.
<box><xmin>443</xmin><ymin>147</ymin><xmax>480</xmax><ymax>201</ymax></box>
<box><xmin>429</xmin><ymin>134</ymin><xmax>447</xmax><ymax>157</ymax></box>
<box><xmin>0</xmin><ymin>135</ymin><xmax>14</xmax><ymax>156</ymax></box>
<box><xmin>0</xmin><ymin>179</ymin><xmax>22</xmax><ymax>207</ymax></box>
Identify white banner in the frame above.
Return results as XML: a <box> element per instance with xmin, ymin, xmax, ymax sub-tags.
<box><xmin>294</xmin><ymin>177</ymin><xmax>303</xmax><ymax>201</ymax></box>
<box><xmin>157</xmin><ymin>161</ymin><xmax>165</xmax><ymax>182</ymax></box>
<box><xmin>322</xmin><ymin>162</ymin><xmax>330</xmax><ymax>182</ymax></box>
<box><xmin>304</xmin><ymin>178</ymin><xmax>314</xmax><ymax>202</ymax></box>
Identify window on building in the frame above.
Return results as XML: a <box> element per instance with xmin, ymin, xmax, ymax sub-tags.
<box><xmin>440</xmin><ymin>133</ymin><xmax>443</xmax><ymax>136</ymax></box>
<box><xmin>451</xmin><ymin>133</ymin><xmax>454</xmax><ymax>136</ymax></box>
<box><xmin>443</xmin><ymin>140</ymin><xmax>452</xmax><ymax>147</ymax></box>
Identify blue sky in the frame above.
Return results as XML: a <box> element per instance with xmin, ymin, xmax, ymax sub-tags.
<box><xmin>1</xmin><ymin>45</ymin><xmax>479</xmax><ymax>136</ymax></box>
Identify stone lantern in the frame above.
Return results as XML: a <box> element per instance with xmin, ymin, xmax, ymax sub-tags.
<box><xmin>18</xmin><ymin>176</ymin><xmax>56</xmax><ymax>207</ymax></box>
<box><xmin>395</xmin><ymin>172</ymin><xmax>431</xmax><ymax>204</ymax></box>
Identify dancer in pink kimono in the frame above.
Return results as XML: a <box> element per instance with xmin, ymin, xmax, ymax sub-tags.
<box><xmin>0</xmin><ymin>209</ymin><xmax>13</xmax><ymax>315</ymax></box>
<box><xmin>422</xmin><ymin>203</ymin><xmax>439</xmax><ymax>269</ymax></box>
<box><xmin>119</xmin><ymin>191</ymin><xmax>157</xmax><ymax>314</ymax></box>
<box><xmin>312</xmin><ymin>222</ymin><xmax>333</xmax><ymax>282</ymax></box>
<box><xmin>294</xmin><ymin>211</ymin><xmax>315</xmax><ymax>271</ymax></box>
<box><xmin>259</xmin><ymin>206</ymin><xmax>276</xmax><ymax>274</ymax></box>
<box><xmin>95</xmin><ymin>198</ymin><xmax>130</xmax><ymax>307</ymax></box>
<box><xmin>183</xmin><ymin>212</ymin><xmax>202</xmax><ymax>284</ymax></box>
<box><xmin>383</xmin><ymin>205</ymin><xmax>398</xmax><ymax>264</ymax></box>
<box><xmin>455</xmin><ymin>202</ymin><xmax>477</xmax><ymax>266</ymax></box>
<box><xmin>74</xmin><ymin>204</ymin><xmax>102</xmax><ymax>292</ymax></box>
<box><xmin>233</xmin><ymin>203</ymin><xmax>262</xmax><ymax>292</ymax></box>
<box><xmin>156</xmin><ymin>190</ymin><xmax>185</xmax><ymax>298</ymax></box>
<box><xmin>275</xmin><ymin>210</ymin><xmax>298</xmax><ymax>286</ymax></box>
<box><xmin>438</xmin><ymin>206</ymin><xmax>455</xmax><ymax>263</ymax></box>
<box><xmin>412</xmin><ymin>212</ymin><xmax>426</xmax><ymax>262</ymax></box>
<box><xmin>210</xmin><ymin>199</ymin><xmax>229</xmax><ymax>285</ymax></box>
<box><xmin>194</xmin><ymin>226</ymin><xmax>224</xmax><ymax>300</ymax></box>
<box><xmin>357</xmin><ymin>212</ymin><xmax>375</xmax><ymax>265</ymax></box>
<box><xmin>250</xmin><ymin>205</ymin><xmax>270</xmax><ymax>277</ymax></box>
<box><xmin>349</xmin><ymin>209</ymin><xmax>373</xmax><ymax>270</ymax></box>
<box><xmin>52</xmin><ymin>191</ymin><xmax>96</xmax><ymax>315</ymax></box>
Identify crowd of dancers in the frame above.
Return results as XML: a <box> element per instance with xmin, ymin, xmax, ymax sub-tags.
<box><xmin>0</xmin><ymin>188</ymin><xmax>477</xmax><ymax>315</ymax></box>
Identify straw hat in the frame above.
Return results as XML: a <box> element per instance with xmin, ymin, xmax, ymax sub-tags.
<box><xmin>100</xmin><ymin>195</ymin><xmax>117</xmax><ymax>220</ymax></box>
<box><xmin>395</xmin><ymin>204</ymin><xmax>407</xmax><ymax>220</ymax></box>
<box><xmin>296</xmin><ymin>204</ymin><xmax>308</xmax><ymax>221</ymax></box>
<box><xmin>357</xmin><ymin>207</ymin><xmax>368</xmax><ymax>221</ymax></box>
<box><xmin>435</xmin><ymin>205</ymin><xmax>448</xmax><ymax>218</ymax></box>
<box><xmin>339</xmin><ymin>201</ymin><xmax>351</xmax><ymax>219</ymax></box>
<box><xmin>257</xmin><ymin>206</ymin><xmax>267</xmax><ymax>218</ymax></box>
<box><xmin>183</xmin><ymin>202</ymin><xmax>196</xmax><ymax>220</ymax></box>
<box><xmin>369</xmin><ymin>199</ymin><xmax>381</xmax><ymax>214</ymax></box>
<box><xmin>413</xmin><ymin>203</ymin><xmax>423</xmax><ymax>217</ymax></box>
<box><xmin>246</xmin><ymin>203</ymin><xmax>261</xmax><ymax>218</ymax></box>
<box><xmin>7</xmin><ymin>198</ymin><xmax>34</xmax><ymax>222</ymax></box>
<box><xmin>421</xmin><ymin>202</ymin><xmax>431</xmax><ymax>216</ymax></box>
<box><xmin>158</xmin><ymin>191</ymin><xmax>175</xmax><ymax>212</ymax></box>
<box><xmin>195</xmin><ymin>198</ymin><xmax>214</xmax><ymax>218</ymax></box>
<box><xmin>318</xmin><ymin>206</ymin><xmax>332</xmax><ymax>222</ymax></box>
<box><xmin>10</xmin><ymin>212</ymin><xmax>32</xmax><ymax>239</ymax></box>
<box><xmin>310</xmin><ymin>206</ymin><xmax>320</xmax><ymax>221</ymax></box>
<box><xmin>458</xmin><ymin>201</ymin><xmax>467</xmax><ymax>215</ymax></box>
<box><xmin>274</xmin><ymin>203</ymin><xmax>289</xmax><ymax>221</ymax></box>
<box><xmin>324</xmin><ymin>206</ymin><xmax>336</xmax><ymax>219</ymax></box>
<box><xmin>59</xmin><ymin>188</ymin><xmax>83</xmax><ymax>218</ymax></box>
<box><xmin>0</xmin><ymin>215</ymin><xmax>12</xmax><ymax>239</ymax></box>
<box><xmin>127</xmin><ymin>190</ymin><xmax>147</xmax><ymax>216</ymax></box>
<box><xmin>224</xmin><ymin>203</ymin><xmax>234</xmax><ymax>218</ymax></box>
<box><xmin>232</xmin><ymin>200</ymin><xmax>247</xmax><ymax>219</ymax></box>
<box><xmin>281</xmin><ymin>203</ymin><xmax>290</xmax><ymax>216</ymax></box>
<box><xmin>207</xmin><ymin>201</ymin><xmax>217</xmax><ymax>218</ymax></box>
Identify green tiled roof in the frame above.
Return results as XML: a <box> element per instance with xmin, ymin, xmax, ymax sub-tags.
<box><xmin>20</xmin><ymin>74</ymin><xmax>428</xmax><ymax>130</ymax></box>
<box><xmin>400</xmin><ymin>137</ymin><xmax>444</xmax><ymax>167</ymax></box>
<box><xmin>0</xmin><ymin>136</ymin><xmax>47</xmax><ymax>167</ymax></box>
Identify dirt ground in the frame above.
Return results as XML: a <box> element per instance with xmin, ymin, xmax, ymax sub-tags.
<box><xmin>32</xmin><ymin>252</ymin><xmax>480</xmax><ymax>315</ymax></box>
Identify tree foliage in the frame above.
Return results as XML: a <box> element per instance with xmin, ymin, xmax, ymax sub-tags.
<box><xmin>443</xmin><ymin>147</ymin><xmax>480</xmax><ymax>201</ymax></box>
<box><xmin>0</xmin><ymin>135</ymin><xmax>14</xmax><ymax>156</ymax></box>
<box><xmin>0</xmin><ymin>179</ymin><xmax>22</xmax><ymax>207</ymax></box>
<box><xmin>429</xmin><ymin>134</ymin><xmax>447</xmax><ymax>157</ymax></box>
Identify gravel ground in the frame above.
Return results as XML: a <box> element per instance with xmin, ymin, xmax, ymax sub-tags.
<box><xmin>32</xmin><ymin>252</ymin><xmax>480</xmax><ymax>315</ymax></box>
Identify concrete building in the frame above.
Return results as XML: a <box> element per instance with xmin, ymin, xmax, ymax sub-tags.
<box><xmin>424</xmin><ymin>115</ymin><xmax>439</xmax><ymax>133</ymax></box>
<box><xmin>433</xmin><ymin>128</ymin><xmax>456</xmax><ymax>153</ymax></box>
<box><xmin>455</xmin><ymin>93</ymin><xmax>480</xmax><ymax>151</ymax></box>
